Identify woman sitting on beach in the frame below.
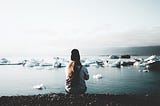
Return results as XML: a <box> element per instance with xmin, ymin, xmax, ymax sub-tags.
<box><xmin>65</xmin><ymin>49</ymin><xmax>89</xmax><ymax>94</ymax></box>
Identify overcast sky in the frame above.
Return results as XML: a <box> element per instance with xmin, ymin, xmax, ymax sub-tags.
<box><xmin>0</xmin><ymin>0</ymin><xmax>160</xmax><ymax>56</ymax></box>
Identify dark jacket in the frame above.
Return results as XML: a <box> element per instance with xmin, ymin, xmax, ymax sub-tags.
<box><xmin>65</xmin><ymin>65</ymin><xmax>89</xmax><ymax>94</ymax></box>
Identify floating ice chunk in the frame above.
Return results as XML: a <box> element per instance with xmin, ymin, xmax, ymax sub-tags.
<box><xmin>25</xmin><ymin>59</ymin><xmax>40</xmax><ymax>67</ymax></box>
<box><xmin>93</xmin><ymin>74</ymin><xmax>103</xmax><ymax>79</ymax></box>
<box><xmin>109</xmin><ymin>60</ymin><xmax>121</xmax><ymax>67</ymax></box>
<box><xmin>33</xmin><ymin>84</ymin><xmax>46</xmax><ymax>90</ymax></box>
<box><xmin>0</xmin><ymin>58</ymin><xmax>10</xmax><ymax>64</ymax></box>
<box><xmin>138</xmin><ymin>70</ymin><xmax>149</xmax><ymax>72</ymax></box>
<box><xmin>144</xmin><ymin>55</ymin><xmax>158</xmax><ymax>62</ymax></box>
<box><xmin>108</xmin><ymin>55</ymin><xmax>119</xmax><ymax>59</ymax></box>
<box><xmin>39</xmin><ymin>62</ymin><xmax>53</xmax><ymax>67</ymax></box>
<box><xmin>134</xmin><ymin>62</ymin><xmax>140</xmax><ymax>66</ymax></box>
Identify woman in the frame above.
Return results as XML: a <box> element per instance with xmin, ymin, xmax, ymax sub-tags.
<box><xmin>65</xmin><ymin>49</ymin><xmax>89</xmax><ymax>94</ymax></box>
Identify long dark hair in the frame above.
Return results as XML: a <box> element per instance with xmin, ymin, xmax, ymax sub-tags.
<box><xmin>70</xmin><ymin>49</ymin><xmax>82</xmax><ymax>87</ymax></box>
<box><xmin>71</xmin><ymin>49</ymin><xmax>82</xmax><ymax>66</ymax></box>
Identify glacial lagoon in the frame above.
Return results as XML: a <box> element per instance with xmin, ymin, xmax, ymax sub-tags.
<box><xmin>0</xmin><ymin>56</ymin><xmax>160</xmax><ymax>96</ymax></box>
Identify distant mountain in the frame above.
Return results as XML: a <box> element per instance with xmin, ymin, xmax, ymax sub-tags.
<box><xmin>102</xmin><ymin>46</ymin><xmax>160</xmax><ymax>56</ymax></box>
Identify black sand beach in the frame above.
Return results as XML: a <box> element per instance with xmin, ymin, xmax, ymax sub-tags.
<box><xmin>0</xmin><ymin>93</ymin><xmax>160</xmax><ymax>106</ymax></box>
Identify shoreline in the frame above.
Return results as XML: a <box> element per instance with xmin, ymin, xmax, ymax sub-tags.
<box><xmin>0</xmin><ymin>93</ymin><xmax>160</xmax><ymax>106</ymax></box>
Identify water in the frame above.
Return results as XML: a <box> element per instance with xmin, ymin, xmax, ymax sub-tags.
<box><xmin>87</xmin><ymin>66</ymin><xmax>160</xmax><ymax>94</ymax></box>
<box><xmin>0</xmin><ymin>56</ymin><xmax>160</xmax><ymax>96</ymax></box>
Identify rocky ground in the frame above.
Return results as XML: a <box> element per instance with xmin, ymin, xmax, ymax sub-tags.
<box><xmin>0</xmin><ymin>93</ymin><xmax>160</xmax><ymax>106</ymax></box>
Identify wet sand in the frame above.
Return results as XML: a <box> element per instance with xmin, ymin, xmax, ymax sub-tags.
<box><xmin>0</xmin><ymin>93</ymin><xmax>160</xmax><ymax>106</ymax></box>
